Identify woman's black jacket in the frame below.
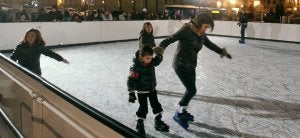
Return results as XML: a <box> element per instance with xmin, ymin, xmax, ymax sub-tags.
<box><xmin>159</xmin><ymin>23</ymin><xmax>223</xmax><ymax>71</ymax></box>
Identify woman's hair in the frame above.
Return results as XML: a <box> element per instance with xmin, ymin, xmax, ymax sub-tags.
<box><xmin>139</xmin><ymin>45</ymin><xmax>154</xmax><ymax>57</ymax></box>
<box><xmin>193</xmin><ymin>13</ymin><xmax>214</xmax><ymax>31</ymax></box>
<box><xmin>140</xmin><ymin>22</ymin><xmax>153</xmax><ymax>35</ymax></box>
<box><xmin>22</xmin><ymin>28</ymin><xmax>46</xmax><ymax>46</ymax></box>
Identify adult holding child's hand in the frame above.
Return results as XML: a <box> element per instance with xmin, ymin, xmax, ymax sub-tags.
<box><xmin>158</xmin><ymin>13</ymin><xmax>232</xmax><ymax>129</ymax></box>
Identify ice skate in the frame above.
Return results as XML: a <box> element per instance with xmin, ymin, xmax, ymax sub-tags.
<box><xmin>173</xmin><ymin>110</ymin><xmax>191</xmax><ymax>130</ymax></box>
<box><xmin>154</xmin><ymin>114</ymin><xmax>169</xmax><ymax>132</ymax></box>
<box><xmin>239</xmin><ymin>39</ymin><xmax>245</xmax><ymax>44</ymax></box>
<box><xmin>136</xmin><ymin>119</ymin><xmax>146</xmax><ymax>135</ymax></box>
<box><xmin>182</xmin><ymin>110</ymin><xmax>194</xmax><ymax>122</ymax></box>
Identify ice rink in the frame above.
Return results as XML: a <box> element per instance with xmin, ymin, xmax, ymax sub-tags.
<box><xmin>16</xmin><ymin>36</ymin><xmax>300</xmax><ymax>138</ymax></box>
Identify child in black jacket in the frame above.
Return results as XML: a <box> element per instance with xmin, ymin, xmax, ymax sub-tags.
<box><xmin>11</xmin><ymin>28</ymin><xmax>69</xmax><ymax>75</ymax></box>
<box><xmin>139</xmin><ymin>22</ymin><xmax>156</xmax><ymax>50</ymax></box>
<box><xmin>127</xmin><ymin>45</ymin><xmax>168</xmax><ymax>135</ymax></box>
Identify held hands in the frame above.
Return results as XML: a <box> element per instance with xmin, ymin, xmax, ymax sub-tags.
<box><xmin>220</xmin><ymin>48</ymin><xmax>232</xmax><ymax>59</ymax></box>
<box><xmin>153</xmin><ymin>46</ymin><xmax>165</xmax><ymax>55</ymax></box>
<box><xmin>128</xmin><ymin>92</ymin><xmax>136</xmax><ymax>103</ymax></box>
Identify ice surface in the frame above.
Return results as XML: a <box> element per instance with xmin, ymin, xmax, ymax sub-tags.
<box><xmin>39</xmin><ymin>36</ymin><xmax>300</xmax><ymax>138</ymax></box>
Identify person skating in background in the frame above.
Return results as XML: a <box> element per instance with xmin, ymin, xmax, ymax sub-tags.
<box><xmin>139</xmin><ymin>22</ymin><xmax>156</xmax><ymax>50</ymax></box>
<box><xmin>237</xmin><ymin>11</ymin><xmax>248</xmax><ymax>44</ymax></box>
<box><xmin>127</xmin><ymin>45</ymin><xmax>169</xmax><ymax>135</ymax></box>
<box><xmin>158</xmin><ymin>13</ymin><xmax>232</xmax><ymax>129</ymax></box>
<box><xmin>11</xmin><ymin>28</ymin><xmax>69</xmax><ymax>75</ymax></box>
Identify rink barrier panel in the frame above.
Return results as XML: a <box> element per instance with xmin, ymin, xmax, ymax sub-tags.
<box><xmin>0</xmin><ymin>53</ymin><xmax>144</xmax><ymax>138</ymax></box>
<box><xmin>0</xmin><ymin>20</ymin><xmax>299</xmax><ymax>51</ymax></box>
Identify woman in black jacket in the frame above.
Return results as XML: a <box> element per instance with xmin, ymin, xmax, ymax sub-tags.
<box><xmin>159</xmin><ymin>13</ymin><xmax>232</xmax><ymax>129</ymax></box>
<box><xmin>11</xmin><ymin>28</ymin><xmax>69</xmax><ymax>75</ymax></box>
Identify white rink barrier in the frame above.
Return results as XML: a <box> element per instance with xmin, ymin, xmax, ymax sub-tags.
<box><xmin>0</xmin><ymin>20</ymin><xmax>299</xmax><ymax>50</ymax></box>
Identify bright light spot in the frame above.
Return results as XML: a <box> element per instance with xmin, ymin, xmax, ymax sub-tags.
<box><xmin>230</xmin><ymin>0</ymin><xmax>236</xmax><ymax>4</ymax></box>
<box><xmin>217</xmin><ymin>1</ymin><xmax>222</xmax><ymax>8</ymax></box>
<box><xmin>254</xmin><ymin>0</ymin><xmax>261</xmax><ymax>7</ymax></box>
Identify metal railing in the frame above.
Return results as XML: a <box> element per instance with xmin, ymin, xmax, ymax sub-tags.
<box><xmin>0</xmin><ymin>107</ymin><xmax>24</xmax><ymax>138</ymax></box>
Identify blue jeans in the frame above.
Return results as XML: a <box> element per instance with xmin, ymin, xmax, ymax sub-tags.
<box><xmin>175</xmin><ymin>68</ymin><xmax>196</xmax><ymax>106</ymax></box>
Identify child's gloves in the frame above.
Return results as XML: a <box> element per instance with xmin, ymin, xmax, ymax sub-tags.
<box><xmin>237</xmin><ymin>22</ymin><xmax>241</xmax><ymax>27</ymax></box>
<box><xmin>220</xmin><ymin>47</ymin><xmax>232</xmax><ymax>59</ymax></box>
<box><xmin>153</xmin><ymin>47</ymin><xmax>165</xmax><ymax>55</ymax></box>
<box><xmin>128</xmin><ymin>92</ymin><xmax>136</xmax><ymax>103</ymax></box>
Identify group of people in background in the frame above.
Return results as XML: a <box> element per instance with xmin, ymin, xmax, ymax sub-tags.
<box><xmin>0</xmin><ymin>4</ymin><xmax>193</xmax><ymax>23</ymax></box>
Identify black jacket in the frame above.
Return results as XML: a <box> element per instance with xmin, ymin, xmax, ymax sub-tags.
<box><xmin>159</xmin><ymin>22</ymin><xmax>223</xmax><ymax>71</ymax></box>
<box><xmin>127</xmin><ymin>51</ymin><xmax>163</xmax><ymax>91</ymax></box>
<box><xmin>11</xmin><ymin>43</ymin><xmax>64</xmax><ymax>75</ymax></box>
<box><xmin>48</xmin><ymin>10</ymin><xmax>63</xmax><ymax>21</ymax></box>
<box><xmin>239</xmin><ymin>14</ymin><xmax>248</xmax><ymax>24</ymax></box>
<box><xmin>139</xmin><ymin>31</ymin><xmax>156</xmax><ymax>49</ymax></box>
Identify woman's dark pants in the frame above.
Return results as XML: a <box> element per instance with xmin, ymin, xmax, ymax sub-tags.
<box><xmin>175</xmin><ymin>68</ymin><xmax>197</xmax><ymax>107</ymax></box>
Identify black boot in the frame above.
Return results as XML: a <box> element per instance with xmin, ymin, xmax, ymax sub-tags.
<box><xmin>239</xmin><ymin>39</ymin><xmax>245</xmax><ymax>44</ymax></box>
<box><xmin>136</xmin><ymin>119</ymin><xmax>145</xmax><ymax>135</ymax></box>
<box><xmin>154</xmin><ymin>114</ymin><xmax>169</xmax><ymax>132</ymax></box>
